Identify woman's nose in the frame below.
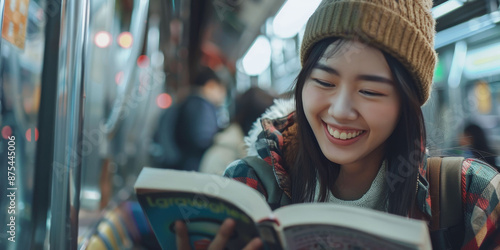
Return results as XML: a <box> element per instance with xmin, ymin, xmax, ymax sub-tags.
<box><xmin>328</xmin><ymin>90</ymin><xmax>357</xmax><ymax>121</ymax></box>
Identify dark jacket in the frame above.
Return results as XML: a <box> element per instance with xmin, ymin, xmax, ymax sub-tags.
<box><xmin>176</xmin><ymin>95</ymin><xmax>220</xmax><ymax>171</ymax></box>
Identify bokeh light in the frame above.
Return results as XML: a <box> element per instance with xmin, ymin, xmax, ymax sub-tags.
<box><xmin>137</xmin><ymin>55</ymin><xmax>150</xmax><ymax>68</ymax></box>
<box><xmin>94</xmin><ymin>31</ymin><xmax>112</xmax><ymax>48</ymax></box>
<box><xmin>2</xmin><ymin>126</ymin><xmax>12</xmax><ymax>139</ymax></box>
<box><xmin>156</xmin><ymin>93</ymin><xmax>173</xmax><ymax>109</ymax></box>
<box><xmin>26</xmin><ymin>128</ymin><xmax>39</xmax><ymax>142</ymax></box>
<box><xmin>118</xmin><ymin>32</ymin><xmax>133</xmax><ymax>48</ymax></box>
<box><xmin>241</xmin><ymin>36</ymin><xmax>272</xmax><ymax>76</ymax></box>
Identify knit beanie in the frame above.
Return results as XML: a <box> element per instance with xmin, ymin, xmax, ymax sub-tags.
<box><xmin>300</xmin><ymin>0</ymin><xmax>437</xmax><ymax>105</ymax></box>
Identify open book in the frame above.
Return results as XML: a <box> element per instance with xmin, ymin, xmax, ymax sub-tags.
<box><xmin>134</xmin><ymin>167</ymin><xmax>432</xmax><ymax>250</ymax></box>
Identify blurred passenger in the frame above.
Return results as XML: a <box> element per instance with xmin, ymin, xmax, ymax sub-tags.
<box><xmin>175</xmin><ymin>66</ymin><xmax>227</xmax><ymax>171</ymax></box>
<box><xmin>199</xmin><ymin>87</ymin><xmax>275</xmax><ymax>175</ymax></box>
<box><xmin>460</xmin><ymin>123</ymin><xmax>498</xmax><ymax>168</ymax></box>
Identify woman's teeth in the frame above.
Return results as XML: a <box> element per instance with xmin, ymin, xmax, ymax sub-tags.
<box><xmin>327</xmin><ymin>126</ymin><xmax>363</xmax><ymax>140</ymax></box>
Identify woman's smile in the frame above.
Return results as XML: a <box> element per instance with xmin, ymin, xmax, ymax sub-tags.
<box><xmin>323</xmin><ymin>122</ymin><xmax>366</xmax><ymax>146</ymax></box>
<box><xmin>325</xmin><ymin>123</ymin><xmax>365</xmax><ymax>140</ymax></box>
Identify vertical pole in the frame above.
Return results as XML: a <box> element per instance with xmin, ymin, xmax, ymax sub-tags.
<box><xmin>48</xmin><ymin>0</ymin><xmax>89</xmax><ymax>249</ymax></box>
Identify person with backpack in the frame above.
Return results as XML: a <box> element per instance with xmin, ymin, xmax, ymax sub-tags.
<box><xmin>152</xmin><ymin>66</ymin><xmax>227</xmax><ymax>171</ymax></box>
<box><xmin>175</xmin><ymin>0</ymin><xmax>500</xmax><ymax>249</ymax></box>
<box><xmin>175</xmin><ymin>66</ymin><xmax>228</xmax><ymax>171</ymax></box>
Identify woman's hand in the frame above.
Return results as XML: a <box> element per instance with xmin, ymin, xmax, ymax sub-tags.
<box><xmin>175</xmin><ymin>218</ymin><xmax>262</xmax><ymax>250</ymax></box>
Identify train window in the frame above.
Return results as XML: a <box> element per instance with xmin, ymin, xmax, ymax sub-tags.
<box><xmin>78</xmin><ymin>0</ymin><xmax>154</xmax><ymax>239</ymax></box>
<box><xmin>0</xmin><ymin>0</ymin><xmax>47</xmax><ymax>249</ymax></box>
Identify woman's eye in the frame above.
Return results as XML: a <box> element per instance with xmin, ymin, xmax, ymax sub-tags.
<box><xmin>359</xmin><ymin>90</ymin><xmax>384</xmax><ymax>96</ymax></box>
<box><xmin>313</xmin><ymin>79</ymin><xmax>334</xmax><ymax>87</ymax></box>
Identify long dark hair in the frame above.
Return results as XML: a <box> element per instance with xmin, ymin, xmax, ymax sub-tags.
<box><xmin>291</xmin><ymin>38</ymin><xmax>426</xmax><ymax>216</ymax></box>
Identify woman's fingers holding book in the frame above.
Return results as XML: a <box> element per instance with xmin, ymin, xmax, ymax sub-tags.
<box><xmin>175</xmin><ymin>221</ymin><xmax>191</xmax><ymax>250</ymax></box>
<box><xmin>207</xmin><ymin>218</ymin><xmax>236</xmax><ymax>250</ymax></box>
<box><xmin>175</xmin><ymin>218</ymin><xmax>262</xmax><ymax>250</ymax></box>
<box><xmin>243</xmin><ymin>238</ymin><xmax>263</xmax><ymax>250</ymax></box>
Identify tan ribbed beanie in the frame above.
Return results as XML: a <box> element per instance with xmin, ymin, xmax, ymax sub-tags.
<box><xmin>300</xmin><ymin>0</ymin><xmax>437</xmax><ymax>105</ymax></box>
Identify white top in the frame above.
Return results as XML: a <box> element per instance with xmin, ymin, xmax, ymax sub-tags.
<box><xmin>199</xmin><ymin>123</ymin><xmax>247</xmax><ymax>175</ymax></box>
<box><xmin>316</xmin><ymin>161</ymin><xmax>388</xmax><ymax>211</ymax></box>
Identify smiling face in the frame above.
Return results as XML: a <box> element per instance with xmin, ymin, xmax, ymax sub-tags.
<box><xmin>302</xmin><ymin>40</ymin><xmax>401</xmax><ymax>168</ymax></box>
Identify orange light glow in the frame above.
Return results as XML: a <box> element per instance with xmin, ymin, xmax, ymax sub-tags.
<box><xmin>156</xmin><ymin>93</ymin><xmax>173</xmax><ymax>109</ymax></box>
<box><xmin>2</xmin><ymin>126</ymin><xmax>12</xmax><ymax>139</ymax></box>
<box><xmin>26</xmin><ymin>128</ymin><xmax>39</xmax><ymax>142</ymax></box>
<box><xmin>94</xmin><ymin>31</ymin><xmax>112</xmax><ymax>48</ymax></box>
<box><xmin>118</xmin><ymin>32</ymin><xmax>133</xmax><ymax>48</ymax></box>
<box><xmin>137</xmin><ymin>55</ymin><xmax>149</xmax><ymax>68</ymax></box>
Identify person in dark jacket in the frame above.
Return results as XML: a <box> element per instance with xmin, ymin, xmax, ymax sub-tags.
<box><xmin>460</xmin><ymin>122</ymin><xmax>498</xmax><ymax>169</ymax></box>
<box><xmin>175</xmin><ymin>66</ymin><xmax>227</xmax><ymax>171</ymax></box>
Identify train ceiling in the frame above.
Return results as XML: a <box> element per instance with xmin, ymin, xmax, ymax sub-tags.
<box><xmin>434</xmin><ymin>0</ymin><xmax>499</xmax><ymax>32</ymax></box>
<box><xmin>147</xmin><ymin>0</ymin><xmax>499</xmax><ymax>89</ymax></box>
<box><xmin>151</xmin><ymin>0</ymin><xmax>284</xmax><ymax>74</ymax></box>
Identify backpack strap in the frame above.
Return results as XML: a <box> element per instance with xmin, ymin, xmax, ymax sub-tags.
<box><xmin>427</xmin><ymin>156</ymin><xmax>465</xmax><ymax>250</ymax></box>
<box><xmin>427</xmin><ymin>157</ymin><xmax>443</xmax><ymax>231</ymax></box>
<box><xmin>241</xmin><ymin>156</ymin><xmax>291</xmax><ymax>210</ymax></box>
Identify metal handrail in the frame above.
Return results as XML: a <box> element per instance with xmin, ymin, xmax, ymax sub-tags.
<box><xmin>435</xmin><ymin>10</ymin><xmax>500</xmax><ymax>49</ymax></box>
<box><xmin>102</xmin><ymin>0</ymin><xmax>150</xmax><ymax>137</ymax></box>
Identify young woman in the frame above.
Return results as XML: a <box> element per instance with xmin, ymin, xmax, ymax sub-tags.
<box><xmin>176</xmin><ymin>0</ymin><xmax>500</xmax><ymax>249</ymax></box>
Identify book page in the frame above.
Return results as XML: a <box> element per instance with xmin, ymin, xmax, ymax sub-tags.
<box><xmin>283</xmin><ymin>224</ymin><xmax>418</xmax><ymax>250</ymax></box>
<box><xmin>137</xmin><ymin>191</ymin><xmax>259</xmax><ymax>250</ymax></box>
<box><xmin>273</xmin><ymin>204</ymin><xmax>431</xmax><ymax>249</ymax></box>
